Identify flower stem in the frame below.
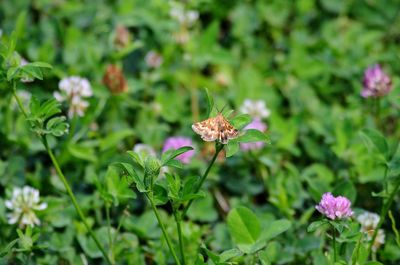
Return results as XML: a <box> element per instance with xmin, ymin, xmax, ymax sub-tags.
<box><xmin>12</xmin><ymin>88</ymin><xmax>112</xmax><ymax>265</ymax></box>
<box><xmin>367</xmin><ymin>177</ymin><xmax>400</xmax><ymax>256</ymax></box>
<box><xmin>12</xmin><ymin>81</ymin><xmax>28</xmax><ymax>118</ymax></box>
<box><xmin>332</xmin><ymin>224</ymin><xmax>337</xmax><ymax>263</ymax></box>
<box><xmin>182</xmin><ymin>143</ymin><xmax>224</xmax><ymax>218</ymax></box>
<box><xmin>173</xmin><ymin>211</ymin><xmax>186</xmax><ymax>265</ymax></box>
<box><xmin>43</xmin><ymin>137</ymin><xmax>112</xmax><ymax>265</ymax></box>
<box><xmin>147</xmin><ymin>194</ymin><xmax>181</xmax><ymax>265</ymax></box>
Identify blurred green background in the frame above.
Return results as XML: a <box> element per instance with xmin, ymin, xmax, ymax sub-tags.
<box><xmin>1</xmin><ymin>0</ymin><xmax>400</xmax><ymax>264</ymax></box>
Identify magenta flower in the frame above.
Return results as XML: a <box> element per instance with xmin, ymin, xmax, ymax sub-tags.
<box><xmin>316</xmin><ymin>192</ymin><xmax>353</xmax><ymax>220</ymax></box>
<box><xmin>240</xmin><ymin>118</ymin><xmax>267</xmax><ymax>151</ymax></box>
<box><xmin>162</xmin><ymin>136</ymin><xmax>195</xmax><ymax>164</ymax></box>
<box><xmin>361</xmin><ymin>64</ymin><xmax>392</xmax><ymax>98</ymax></box>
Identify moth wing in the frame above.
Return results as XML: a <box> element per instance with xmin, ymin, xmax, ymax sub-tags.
<box><xmin>192</xmin><ymin>117</ymin><xmax>219</xmax><ymax>142</ymax></box>
<box><xmin>218</xmin><ymin>116</ymin><xmax>239</xmax><ymax>144</ymax></box>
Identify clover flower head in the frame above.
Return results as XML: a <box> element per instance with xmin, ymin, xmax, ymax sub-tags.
<box><xmin>169</xmin><ymin>5</ymin><xmax>199</xmax><ymax>26</ymax></box>
<box><xmin>240</xmin><ymin>99</ymin><xmax>271</xmax><ymax>119</ymax></box>
<box><xmin>145</xmin><ymin>51</ymin><xmax>163</xmax><ymax>68</ymax></box>
<box><xmin>54</xmin><ymin>76</ymin><xmax>92</xmax><ymax>118</ymax></box>
<box><xmin>162</xmin><ymin>136</ymin><xmax>195</xmax><ymax>164</ymax></box>
<box><xmin>102</xmin><ymin>64</ymin><xmax>128</xmax><ymax>94</ymax></box>
<box><xmin>361</xmin><ymin>64</ymin><xmax>392</xmax><ymax>98</ymax></box>
<box><xmin>133</xmin><ymin>143</ymin><xmax>157</xmax><ymax>159</ymax></box>
<box><xmin>240</xmin><ymin>118</ymin><xmax>268</xmax><ymax>151</ymax></box>
<box><xmin>357</xmin><ymin>211</ymin><xmax>385</xmax><ymax>252</ymax></box>
<box><xmin>114</xmin><ymin>25</ymin><xmax>131</xmax><ymax>49</ymax></box>
<box><xmin>316</xmin><ymin>192</ymin><xmax>353</xmax><ymax>220</ymax></box>
<box><xmin>5</xmin><ymin>186</ymin><xmax>47</xmax><ymax>227</ymax></box>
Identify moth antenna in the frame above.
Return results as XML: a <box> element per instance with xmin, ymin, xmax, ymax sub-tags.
<box><xmin>219</xmin><ymin>104</ymin><xmax>228</xmax><ymax>114</ymax></box>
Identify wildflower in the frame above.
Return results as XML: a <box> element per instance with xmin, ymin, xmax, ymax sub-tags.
<box><xmin>357</xmin><ymin>211</ymin><xmax>385</xmax><ymax>252</ymax></box>
<box><xmin>54</xmin><ymin>76</ymin><xmax>92</xmax><ymax>118</ymax></box>
<box><xmin>169</xmin><ymin>5</ymin><xmax>199</xmax><ymax>27</ymax></box>
<box><xmin>361</xmin><ymin>64</ymin><xmax>392</xmax><ymax>98</ymax></box>
<box><xmin>240</xmin><ymin>118</ymin><xmax>267</xmax><ymax>151</ymax></box>
<box><xmin>214</xmin><ymin>71</ymin><xmax>231</xmax><ymax>87</ymax></box>
<box><xmin>114</xmin><ymin>25</ymin><xmax>131</xmax><ymax>49</ymax></box>
<box><xmin>5</xmin><ymin>186</ymin><xmax>47</xmax><ymax>227</ymax></box>
<box><xmin>162</xmin><ymin>137</ymin><xmax>195</xmax><ymax>164</ymax></box>
<box><xmin>102</xmin><ymin>64</ymin><xmax>128</xmax><ymax>94</ymax></box>
<box><xmin>133</xmin><ymin>143</ymin><xmax>157</xmax><ymax>159</ymax></box>
<box><xmin>240</xmin><ymin>99</ymin><xmax>271</xmax><ymax>119</ymax></box>
<box><xmin>145</xmin><ymin>51</ymin><xmax>163</xmax><ymax>68</ymax></box>
<box><xmin>315</xmin><ymin>192</ymin><xmax>353</xmax><ymax>220</ymax></box>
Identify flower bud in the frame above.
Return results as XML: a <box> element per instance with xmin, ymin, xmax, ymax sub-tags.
<box><xmin>102</xmin><ymin>64</ymin><xmax>128</xmax><ymax>94</ymax></box>
<box><xmin>144</xmin><ymin>156</ymin><xmax>161</xmax><ymax>179</ymax></box>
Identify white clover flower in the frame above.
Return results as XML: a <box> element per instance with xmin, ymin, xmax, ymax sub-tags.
<box><xmin>240</xmin><ymin>99</ymin><xmax>271</xmax><ymax>119</ymax></box>
<box><xmin>5</xmin><ymin>186</ymin><xmax>47</xmax><ymax>227</ymax></box>
<box><xmin>54</xmin><ymin>76</ymin><xmax>92</xmax><ymax>118</ymax></box>
<box><xmin>145</xmin><ymin>51</ymin><xmax>163</xmax><ymax>68</ymax></box>
<box><xmin>169</xmin><ymin>3</ymin><xmax>199</xmax><ymax>27</ymax></box>
<box><xmin>357</xmin><ymin>211</ymin><xmax>385</xmax><ymax>252</ymax></box>
<box><xmin>133</xmin><ymin>143</ymin><xmax>157</xmax><ymax>159</ymax></box>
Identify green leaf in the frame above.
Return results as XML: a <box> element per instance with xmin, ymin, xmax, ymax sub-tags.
<box><xmin>204</xmin><ymin>87</ymin><xmax>214</xmax><ymax>118</ymax></box>
<box><xmin>161</xmin><ymin>146</ymin><xmax>194</xmax><ymax>166</ymax></box>
<box><xmin>99</xmin><ymin>129</ymin><xmax>134</xmax><ymax>151</ymax></box>
<box><xmin>153</xmin><ymin>184</ymin><xmax>168</xmax><ymax>205</ymax></box>
<box><xmin>7</xmin><ymin>67</ymin><xmax>19</xmax><ymax>81</ymax></box>
<box><xmin>0</xmin><ymin>239</ymin><xmax>19</xmax><ymax>257</ymax></box>
<box><xmin>163</xmin><ymin>159</ymin><xmax>183</xmax><ymax>169</ymax></box>
<box><xmin>127</xmin><ymin>151</ymin><xmax>145</xmax><ymax>168</ymax></box>
<box><xmin>105</xmin><ymin>167</ymin><xmax>136</xmax><ymax>206</ymax></box>
<box><xmin>219</xmin><ymin>248</ymin><xmax>243</xmax><ymax>262</ymax></box>
<box><xmin>28</xmin><ymin>62</ymin><xmax>52</xmax><ymax>69</ymax></box>
<box><xmin>230</xmin><ymin>114</ymin><xmax>252</xmax><ymax>130</ymax></box>
<box><xmin>227</xmin><ymin>206</ymin><xmax>261</xmax><ymax>253</ymax></box>
<box><xmin>116</xmin><ymin>162</ymin><xmax>146</xmax><ymax>192</ymax></box>
<box><xmin>225</xmin><ymin>140</ymin><xmax>239</xmax><ymax>157</ymax></box>
<box><xmin>166</xmin><ymin>173</ymin><xmax>181</xmax><ymax>200</ymax></box>
<box><xmin>20</xmin><ymin>65</ymin><xmax>43</xmax><ymax>80</ymax></box>
<box><xmin>360</xmin><ymin>129</ymin><xmax>389</xmax><ymax>160</ymax></box>
<box><xmin>238</xmin><ymin>129</ymin><xmax>270</xmax><ymax>143</ymax></box>
<box><xmin>307</xmin><ymin>220</ymin><xmax>328</xmax><ymax>233</ymax></box>
<box><xmin>68</xmin><ymin>143</ymin><xmax>97</xmax><ymax>162</ymax></box>
<box><xmin>14</xmin><ymin>11</ymin><xmax>27</xmax><ymax>42</ymax></box>
<box><xmin>258</xmin><ymin>219</ymin><xmax>291</xmax><ymax>242</ymax></box>
<box><xmin>46</xmin><ymin>116</ymin><xmax>69</xmax><ymax>137</ymax></box>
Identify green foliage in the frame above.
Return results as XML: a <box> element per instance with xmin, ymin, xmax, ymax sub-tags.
<box><xmin>27</xmin><ymin>97</ymin><xmax>69</xmax><ymax>137</ymax></box>
<box><xmin>1</xmin><ymin>0</ymin><xmax>400</xmax><ymax>264</ymax></box>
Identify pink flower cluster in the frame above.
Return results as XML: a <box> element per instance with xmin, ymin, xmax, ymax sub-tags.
<box><xmin>361</xmin><ymin>64</ymin><xmax>392</xmax><ymax>98</ymax></box>
<box><xmin>162</xmin><ymin>136</ymin><xmax>195</xmax><ymax>164</ymax></box>
<box><xmin>316</xmin><ymin>192</ymin><xmax>353</xmax><ymax>220</ymax></box>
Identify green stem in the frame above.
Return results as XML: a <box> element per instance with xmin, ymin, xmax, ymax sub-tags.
<box><xmin>12</xmin><ymin>81</ymin><xmax>28</xmax><ymax>118</ymax></box>
<box><xmin>173</xmin><ymin>211</ymin><xmax>186</xmax><ymax>265</ymax></box>
<box><xmin>182</xmin><ymin>143</ymin><xmax>224</xmax><ymax>217</ymax></box>
<box><xmin>11</xmin><ymin>88</ymin><xmax>112</xmax><ymax>264</ymax></box>
<box><xmin>106</xmin><ymin>203</ymin><xmax>114</xmax><ymax>264</ymax></box>
<box><xmin>367</xmin><ymin>177</ymin><xmax>400</xmax><ymax>256</ymax></box>
<box><xmin>43</xmin><ymin>137</ymin><xmax>112</xmax><ymax>264</ymax></box>
<box><xmin>147</xmin><ymin>194</ymin><xmax>181</xmax><ymax>265</ymax></box>
<box><xmin>332</xmin><ymin>224</ymin><xmax>337</xmax><ymax>263</ymax></box>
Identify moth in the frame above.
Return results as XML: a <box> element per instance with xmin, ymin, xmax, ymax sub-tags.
<box><xmin>192</xmin><ymin>113</ymin><xmax>239</xmax><ymax>144</ymax></box>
